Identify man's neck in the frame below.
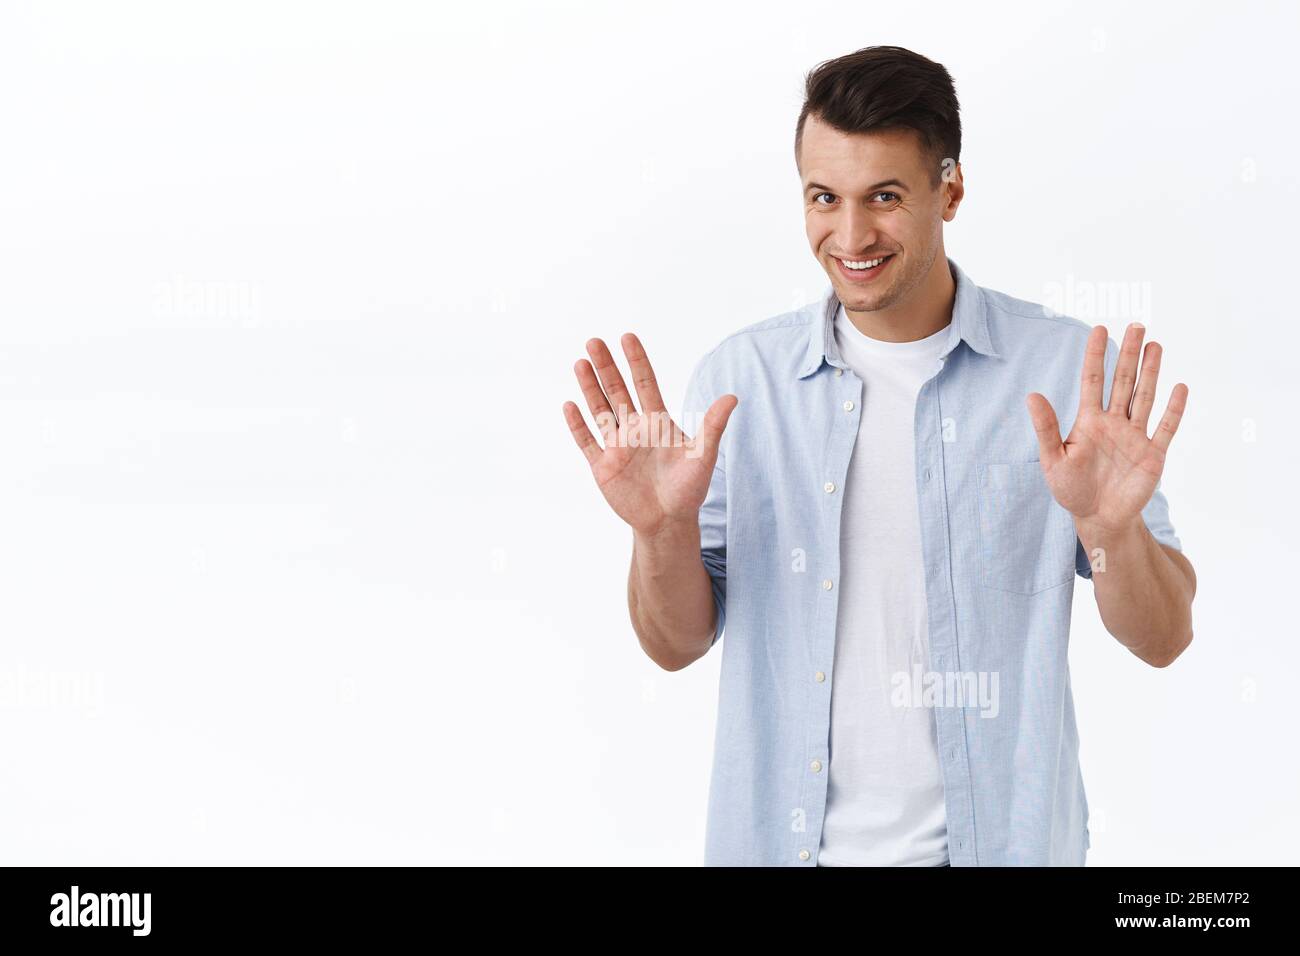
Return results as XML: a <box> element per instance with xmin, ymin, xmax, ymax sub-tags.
<box><xmin>841</xmin><ymin>254</ymin><xmax>955</xmax><ymax>343</ymax></box>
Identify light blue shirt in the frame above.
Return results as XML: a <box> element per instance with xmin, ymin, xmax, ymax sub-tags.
<box><xmin>680</xmin><ymin>256</ymin><xmax>1181</xmax><ymax>866</ymax></box>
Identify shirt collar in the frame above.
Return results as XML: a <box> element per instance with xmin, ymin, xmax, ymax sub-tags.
<box><xmin>796</xmin><ymin>255</ymin><xmax>999</xmax><ymax>378</ymax></box>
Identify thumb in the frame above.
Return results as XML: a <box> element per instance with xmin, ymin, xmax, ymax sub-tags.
<box><xmin>1025</xmin><ymin>392</ymin><xmax>1064</xmax><ymax>465</ymax></box>
<box><xmin>692</xmin><ymin>394</ymin><xmax>738</xmax><ymax>463</ymax></box>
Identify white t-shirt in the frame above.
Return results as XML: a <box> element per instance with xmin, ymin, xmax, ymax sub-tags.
<box><xmin>817</xmin><ymin>303</ymin><xmax>951</xmax><ymax>867</ymax></box>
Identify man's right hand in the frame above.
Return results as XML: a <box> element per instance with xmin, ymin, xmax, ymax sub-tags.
<box><xmin>562</xmin><ymin>333</ymin><xmax>737</xmax><ymax>538</ymax></box>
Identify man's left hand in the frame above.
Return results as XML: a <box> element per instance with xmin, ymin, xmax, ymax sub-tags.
<box><xmin>1025</xmin><ymin>322</ymin><xmax>1188</xmax><ymax>534</ymax></box>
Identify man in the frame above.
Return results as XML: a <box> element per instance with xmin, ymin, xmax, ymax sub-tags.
<box><xmin>561</xmin><ymin>45</ymin><xmax>1196</xmax><ymax>866</ymax></box>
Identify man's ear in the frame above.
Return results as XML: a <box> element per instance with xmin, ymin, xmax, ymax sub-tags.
<box><xmin>941</xmin><ymin>161</ymin><xmax>964</xmax><ymax>222</ymax></box>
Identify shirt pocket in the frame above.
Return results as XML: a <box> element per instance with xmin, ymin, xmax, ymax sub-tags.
<box><xmin>977</xmin><ymin>458</ymin><xmax>1078</xmax><ymax>595</ymax></box>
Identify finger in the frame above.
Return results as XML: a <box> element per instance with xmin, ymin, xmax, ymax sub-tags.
<box><xmin>562</xmin><ymin>400</ymin><xmax>602</xmax><ymax>465</ymax></box>
<box><xmin>1025</xmin><ymin>392</ymin><xmax>1065</xmax><ymax>465</ymax></box>
<box><xmin>1129</xmin><ymin>341</ymin><xmax>1162</xmax><ymax>432</ymax></box>
<box><xmin>585</xmin><ymin>338</ymin><xmax>638</xmax><ymax>420</ymax></box>
<box><xmin>620</xmin><ymin>332</ymin><xmax>667</xmax><ymax>414</ymax></box>
<box><xmin>1107</xmin><ymin>322</ymin><xmax>1144</xmax><ymax>417</ymax></box>
<box><xmin>1078</xmin><ymin>325</ymin><xmax>1108</xmax><ymax>413</ymax></box>
<box><xmin>1150</xmin><ymin>383</ymin><xmax>1188</xmax><ymax>454</ymax></box>
<box><xmin>574</xmin><ymin>358</ymin><xmax>618</xmax><ymax>444</ymax></box>
<box><xmin>687</xmin><ymin>394</ymin><xmax>738</xmax><ymax>465</ymax></box>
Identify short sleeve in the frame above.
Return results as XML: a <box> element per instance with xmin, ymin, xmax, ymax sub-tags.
<box><xmin>682</xmin><ymin>352</ymin><xmax>728</xmax><ymax>645</ymax></box>
<box><xmin>1076</xmin><ymin>333</ymin><xmax>1184</xmax><ymax>579</ymax></box>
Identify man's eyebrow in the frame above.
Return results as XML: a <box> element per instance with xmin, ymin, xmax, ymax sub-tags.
<box><xmin>804</xmin><ymin>178</ymin><xmax>910</xmax><ymax>194</ymax></box>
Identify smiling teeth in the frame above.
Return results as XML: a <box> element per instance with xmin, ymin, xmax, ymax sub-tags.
<box><xmin>842</xmin><ymin>256</ymin><xmax>888</xmax><ymax>270</ymax></box>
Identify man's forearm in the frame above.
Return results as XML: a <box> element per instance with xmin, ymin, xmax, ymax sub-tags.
<box><xmin>1077</xmin><ymin>516</ymin><xmax>1196</xmax><ymax>667</ymax></box>
<box><xmin>627</xmin><ymin>519</ymin><xmax>716</xmax><ymax>671</ymax></box>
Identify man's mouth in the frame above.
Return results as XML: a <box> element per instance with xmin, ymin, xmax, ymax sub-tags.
<box><xmin>833</xmin><ymin>253</ymin><xmax>895</xmax><ymax>282</ymax></box>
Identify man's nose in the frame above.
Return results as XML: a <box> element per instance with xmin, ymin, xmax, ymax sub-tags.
<box><xmin>836</xmin><ymin>204</ymin><xmax>880</xmax><ymax>255</ymax></box>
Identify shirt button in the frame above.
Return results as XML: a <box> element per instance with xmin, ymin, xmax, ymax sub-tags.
<box><xmin>815</xmin><ymin>671</ymin><xmax>826</xmax><ymax>682</ymax></box>
<box><xmin>842</xmin><ymin>400</ymin><xmax>855</xmax><ymax>412</ymax></box>
<box><xmin>835</xmin><ymin>368</ymin><xmax>844</xmax><ymax>377</ymax></box>
<box><xmin>799</xmin><ymin>849</ymin><xmax>811</xmax><ymax>861</ymax></box>
<box><xmin>923</xmin><ymin>468</ymin><xmax>932</xmax><ymax>481</ymax></box>
<box><xmin>823</xmin><ymin>481</ymin><xmax>836</xmax><ymax>493</ymax></box>
<box><xmin>810</xmin><ymin>759</ymin><xmax>822</xmax><ymax>773</ymax></box>
<box><xmin>822</xmin><ymin>579</ymin><xmax>833</xmax><ymax>590</ymax></box>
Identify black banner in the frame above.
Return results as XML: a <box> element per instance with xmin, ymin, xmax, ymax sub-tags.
<box><xmin>0</xmin><ymin>865</ymin><xmax>1283</xmax><ymax>943</ymax></box>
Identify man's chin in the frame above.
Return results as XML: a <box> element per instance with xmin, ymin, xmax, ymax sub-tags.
<box><xmin>833</xmin><ymin>282</ymin><xmax>890</xmax><ymax>311</ymax></box>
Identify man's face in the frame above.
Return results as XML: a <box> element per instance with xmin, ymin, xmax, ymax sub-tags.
<box><xmin>799</xmin><ymin>114</ymin><xmax>962</xmax><ymax>313</ymax></box>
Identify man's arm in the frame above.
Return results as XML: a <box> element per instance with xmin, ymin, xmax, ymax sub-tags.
<box><xmin>563</xmin><ymin>333</ymin><xmax>735</xmax><ymax>673</ymax></box>
<box><xmin>627</xmin><ymin>520</ymin><xmax>716</xmax><ymax>671</ymax></box>
<box><xmin>1077</xmin><ymin>517</ymin><xmax>1196</xmax><ymax>667</ymax></box>
<box><xmin>1026</xmin><ymin>320</ymin><xmax>1195</xmax><ymax>669</ymax></box>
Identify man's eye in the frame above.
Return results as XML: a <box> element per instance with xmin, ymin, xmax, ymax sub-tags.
<box><xmin>813</xmin><ymin>192</ymin><xmax>835</xmax><ymax>205</ymax></box>
<box><xmin>874</xmin><ymin>191</ymin><xmax>900</xmax><ymax>203</ymax></box>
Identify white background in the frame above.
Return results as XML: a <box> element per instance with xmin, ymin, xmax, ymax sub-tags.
<box><xmin>1</xmin><ymin>0</ymin><xmax>1295</xmax><ymax>865</ymax></box>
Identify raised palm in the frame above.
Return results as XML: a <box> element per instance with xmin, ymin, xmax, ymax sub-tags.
<box><xmin>1025</xmin><ymin>323</ymin><xmax>1188</xmax><ymax>533</ymax></box>
<box><xmin>563</xmin><ymin>334</ymin><xmax>737</xmax><ymax>537</ymax></box>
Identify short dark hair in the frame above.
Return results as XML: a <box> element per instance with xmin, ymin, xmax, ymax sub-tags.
<box><xmin>794</xmin><ymin>45</ymin><xmax>961</xmax><ymax>188</ymax></box>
